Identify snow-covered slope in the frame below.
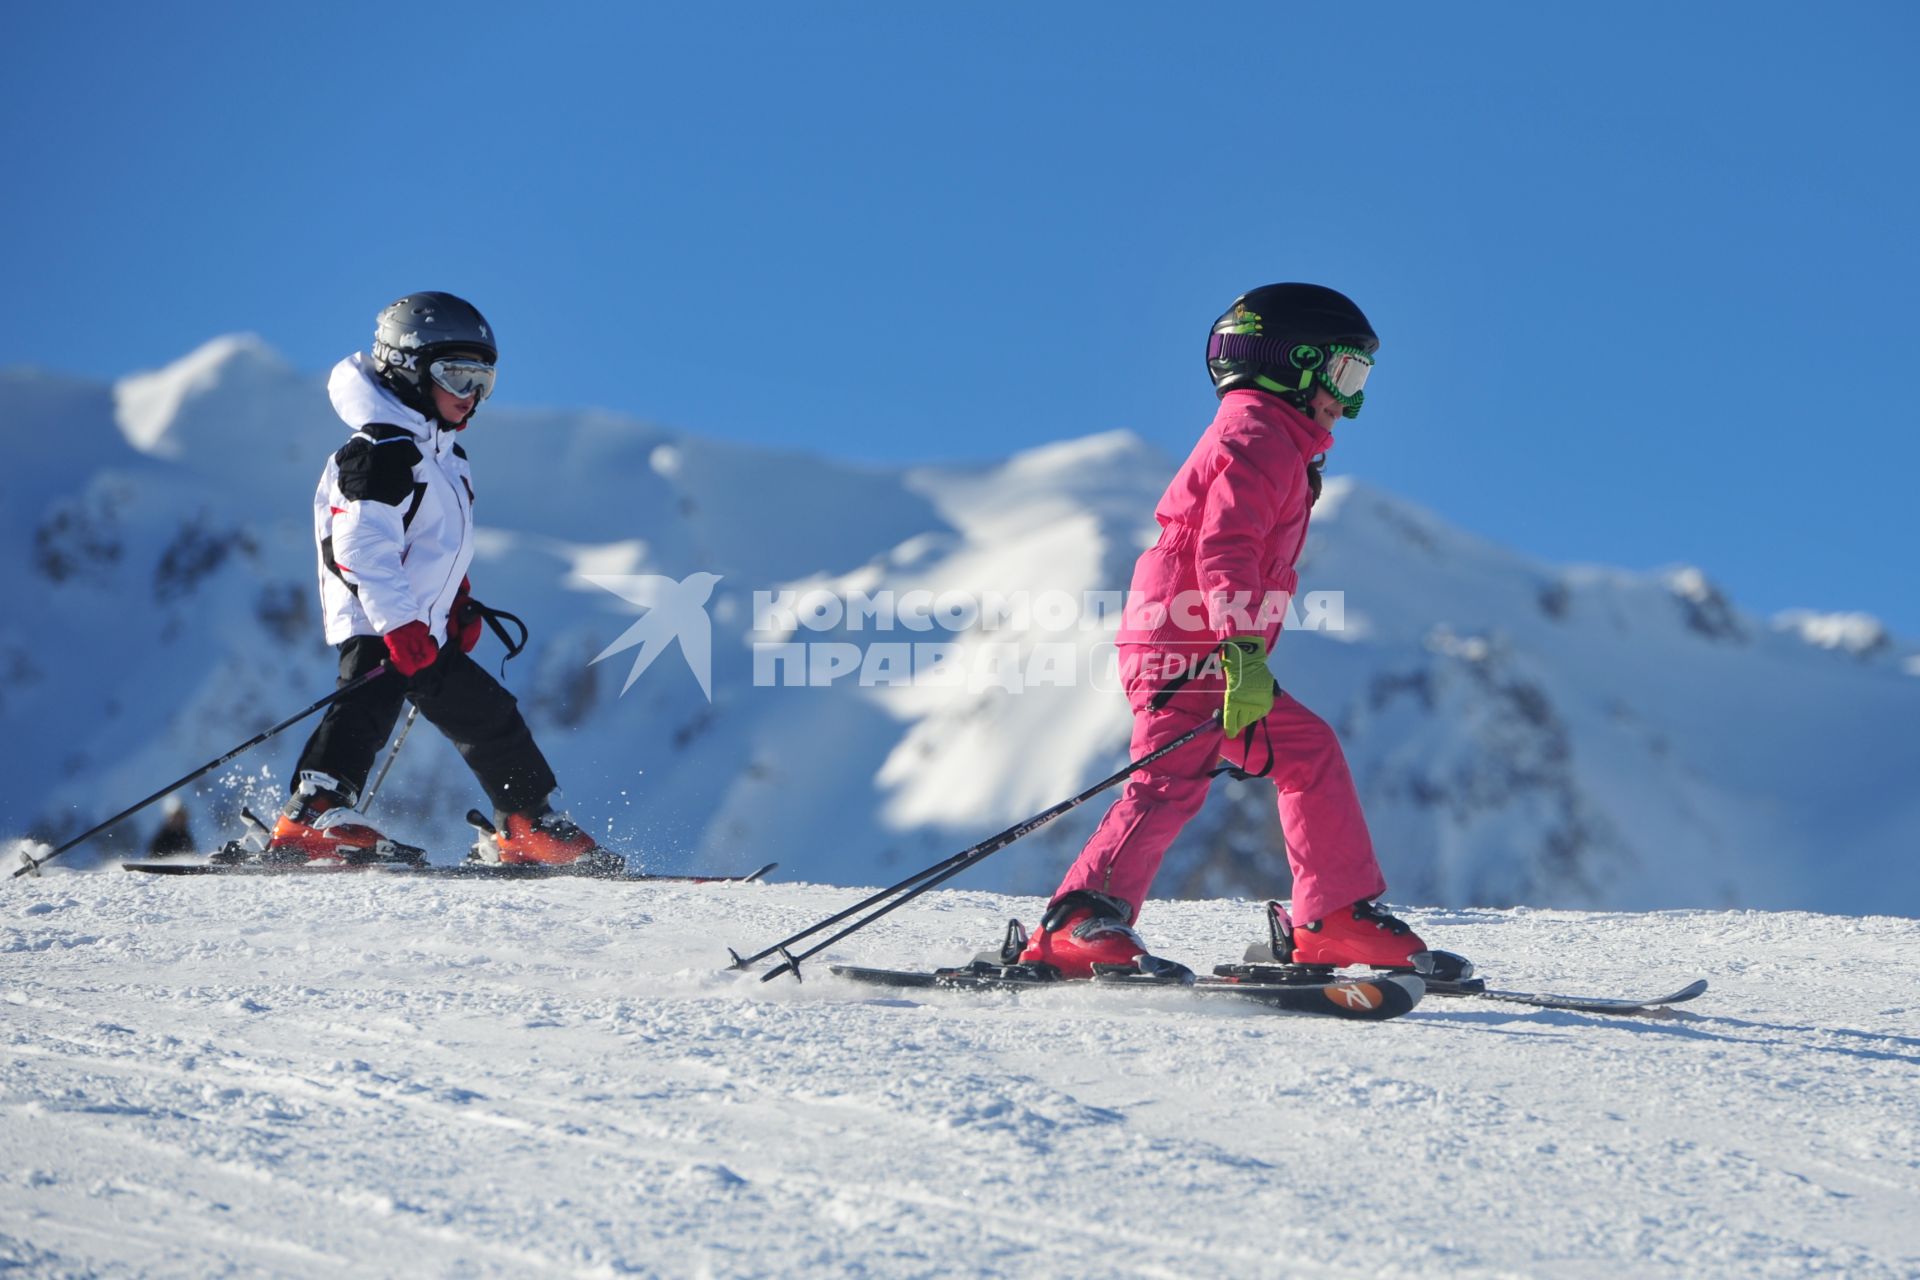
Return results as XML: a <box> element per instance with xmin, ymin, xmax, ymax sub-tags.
<box><xmin>5</xmin><ymin>870</ymin><xmax>1917</xmax><ymax>1277</ymax></box>
<box><xmin>2</xmin><ymin>338</ymin><xmax>1917</xmax><ymax>915</ymax></box>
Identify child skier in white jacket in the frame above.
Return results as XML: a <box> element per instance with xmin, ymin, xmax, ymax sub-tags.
<box><xmin>265</xmin><ymin>292</ymin><xmax>608</xmax><ymax>870</ymax></box>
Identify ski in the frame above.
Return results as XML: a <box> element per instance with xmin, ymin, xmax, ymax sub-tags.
<box><xmin>1423</xmin><ymin>975</ymin><xmax>1708</xmax><ymax>1014</ymax></box>
<box><xmin>121</xmin><ymin>854</ymin><xmax>776</xmax><ymax>884</ymax></box>
<box><xmin>830</xmin><ymin>961</ymin><xmax>1423</xmax><ymax>1022</ymax></box>
<box><xmin>1216</xmin><ymin>961</ymin><xmax>1705</xmax><ymax>1016</ymax></box>
<box><xmin>1236</xmin><ymin>903</ymin><xmax>1705</xmax><ymax>1016</ymax></box>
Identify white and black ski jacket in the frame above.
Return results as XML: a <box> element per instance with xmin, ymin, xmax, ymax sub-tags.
<box><xmin>312</xmin><ymin>353</ymin><xmax>475</xmax><ymax>646</ymax></box>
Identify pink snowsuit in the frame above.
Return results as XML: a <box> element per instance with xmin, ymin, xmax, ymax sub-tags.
<box><xmin>1051</xmin><ymin>390</ymin><xmax>1386</xmax><ymax>925</ymax></box>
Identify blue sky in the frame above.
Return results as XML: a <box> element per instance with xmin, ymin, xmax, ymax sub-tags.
<box><xmin>5</xmin><ymin>2</ymin><xmax>1916</xmax><ymax>632</ymax></box>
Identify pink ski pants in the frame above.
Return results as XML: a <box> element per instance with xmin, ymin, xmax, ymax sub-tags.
<box><xmin>1051</xmin><ymin>676</ymin><xmax>1385</xmax><ymax>926</ymax></box>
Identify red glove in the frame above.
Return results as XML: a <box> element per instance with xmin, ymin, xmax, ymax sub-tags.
<box><xmin>449</xmin><ymin>576</ymin><xmax>483</xmax><ymax>654</ymax></box>
<box><xmin>383</xmin><ymin>620</ymin><xmax>440</xmax><ymax>676</ymax></box>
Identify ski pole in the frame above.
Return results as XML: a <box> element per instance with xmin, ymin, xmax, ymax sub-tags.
<box><xmin>361</xmin><ymin>703</ymin><xmax>418</xmax><ymax>814</ymax></box>
<box><xmin>741</xmin><ymin>712</ymin><xmax>1222</xmax><ymax>981</ymax></box>
<box><xmin>12</xmin><ymin>663</ymin><xmax>393</xmax><ymax>879</ymax></box>
<box><xmin>730</xmin><ymin>711</ymin><xmax>1221</xmax><ymax>973</ymax></box>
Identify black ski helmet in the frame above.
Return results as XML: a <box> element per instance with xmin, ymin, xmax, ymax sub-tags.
<box><xmin>371</xmin><ymin>292</ymin><xmax>497</xmax><ymax>415</ymax></box>
<box><xmin>1206</xmin><ymin>283</ymin><xmax>1378</xmax><ymax>417</ymax></box>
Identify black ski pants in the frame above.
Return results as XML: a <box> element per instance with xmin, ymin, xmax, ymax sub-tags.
<box><xmin>293</xmin><ymin>636</ymin><xmax>558</xmax><ymax>816</ymax></box>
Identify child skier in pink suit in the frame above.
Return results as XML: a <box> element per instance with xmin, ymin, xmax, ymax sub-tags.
<box><xmin>1019</xmin><ymin>284</ymin><xmax>1428</xmax><ymax>977</ymax></box>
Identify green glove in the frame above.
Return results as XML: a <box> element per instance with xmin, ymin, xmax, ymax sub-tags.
<box><xmin>1219</xmin><ymin>635</ymin><xmax>1275</xmax><ymax>736</ymax></box>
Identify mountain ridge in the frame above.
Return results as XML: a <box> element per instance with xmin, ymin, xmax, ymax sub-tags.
<box><xmin>3</xmin><ymin>336</ymin><xmax>1915</xmax><ymax>915</ymax></box>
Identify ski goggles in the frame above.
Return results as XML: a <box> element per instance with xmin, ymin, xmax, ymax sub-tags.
<box><xmin>1207</xmin><ymin>332</ymin><xmax>1374</xmax><ymax>401</ymax></box>
<box><xmin>428</xmin><ymin>357</ymin><xmax>497</xmax><ymax>402</ymax></box>
<box><xmin>1321</xmin><ymin>345</ymin><xmax>1372</xmax><ymax>409</ymax></box>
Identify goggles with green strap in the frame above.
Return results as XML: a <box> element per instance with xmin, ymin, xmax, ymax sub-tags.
<box><xmin>1320</xmin><ymin>345</ymin><xmax>1372</xmax><ymax>413</ymax></box>
<box><xmin>1206</xmin><ymin>333</ymin><xmax>1373</xmax><ymax>418</ymax></box>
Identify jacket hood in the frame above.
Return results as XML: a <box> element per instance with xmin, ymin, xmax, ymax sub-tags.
<box><xmin>327</xmin><ymin>353</ymin><xmax>433</xmax><ymax>441</ymax></box>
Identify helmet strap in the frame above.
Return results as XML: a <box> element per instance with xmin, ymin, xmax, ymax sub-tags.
<box><xmin>1251</xmin><ymin>371</ymin><xmax>1317</xmax><ymax>415</ymax></box>
<box><xmin>1250</xmin><ymin>370</ymin><xmax>1365</xmax><ymax>420</ymax></box>
<box><xmin>378</xmin><ymin>364</ymin><xmax>434</xmax><ymax>419</ymax></box>
<box><xmin>1251</xmin><ymin>371</ymin><xmax>1311</xmax><ymax>396</ymax></box>
<box><xmin>378</xmin><ymin>353</ymin><xmax>471</xmax><ymax>430</ymax></box>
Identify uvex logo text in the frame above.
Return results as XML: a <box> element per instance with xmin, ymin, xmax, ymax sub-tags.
<box><xmin>374</xmin><ymin>342</ymin><xmax>418</xmax><ymax>371</ymax></box>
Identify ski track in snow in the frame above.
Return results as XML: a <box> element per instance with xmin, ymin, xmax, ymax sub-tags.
<box><xmin>2</xmin><ymin>873</ymin><xmax>1917</xmax><ymax>1278</ymax></box>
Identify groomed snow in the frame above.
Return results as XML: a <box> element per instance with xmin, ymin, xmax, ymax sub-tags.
<box><xmin>5</xmin><ymin>870</ymin><xmax>1916</xmax><ymax>1277</ymax></box>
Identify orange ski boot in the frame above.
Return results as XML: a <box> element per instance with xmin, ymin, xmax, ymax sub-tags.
<box><xmin>479</xmin><ymin>806</ymin><xmax>624</xmax><ymax>873</ymax></box>
<box><xmin>261</xmin><ymin>774</ymin><xmax>417</xmax><ymax>865</ymax></box>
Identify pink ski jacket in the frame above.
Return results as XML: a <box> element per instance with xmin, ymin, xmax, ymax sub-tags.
<box><xmin>1118</xmin><ymin>390</ymin><xmax>1332</xmax><ymax>664</ymax></box>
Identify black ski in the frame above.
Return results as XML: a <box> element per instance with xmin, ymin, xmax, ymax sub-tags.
<box><xmin>1423</xmin><ymin>975</ymin><xmax>1707</xmax><ymax>1013</ymax></box>
<box><xmin>121</xmin><ymin>854</ymin><xmax>776</xmax><ymax>884</ymax></box>
<box><xmin>1216</xmin><ymin>961</ymin><xmax>1706</xmax><ymax>1016</ymax></box>
<box><xmin>1234</xmin><ymin>903</ymin><xmax>1705</xmax><ymax>1017</ymax></box>
<box><xmin>830</xmin><ymin>961</ymin><xmax>1423</xmax><ymax>1022</ymax></box>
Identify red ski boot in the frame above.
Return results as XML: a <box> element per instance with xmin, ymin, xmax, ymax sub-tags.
<box><xmin>477</xmin><ymin>806</ymin><xmax>623</xmax><ymax>873</ymax></box>
<box><xmin>261</xmin><ymin>774</ymin><xmax>416</xmax><ymax>865</ymax></box>
<box><xmin>1291</xmin><ymin>899</ymin><xmax>1429</xmax><ymax>970</ymax></box>
<box><xmin>1016</xmin><ymin>891</ymin><xmax>1153</xmax><ymax>979</ymax></box>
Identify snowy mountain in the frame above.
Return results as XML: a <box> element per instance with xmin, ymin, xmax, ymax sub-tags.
<box><xmin>3</xmin><ymin>337</ymin><xmax>1917</xmax><ymax>915</ymax></box>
